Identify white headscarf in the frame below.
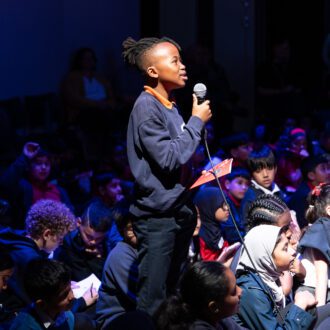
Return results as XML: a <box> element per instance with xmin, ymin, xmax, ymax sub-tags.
<box><xmin>237</xmin><ymin>225</ymin><xmax>285</xmax><ymax>306</ymax></box>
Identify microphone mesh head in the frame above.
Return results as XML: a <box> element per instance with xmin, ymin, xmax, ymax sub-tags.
<box><xmin>193</xmin><ymin>83</ymin><xmax>207</xmax><ymax>99</ymax></box>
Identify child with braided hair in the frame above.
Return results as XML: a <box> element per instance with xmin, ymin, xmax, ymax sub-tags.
<box><xmin>298</xmin><ymin>183</ymin><xmax>330</xmax><ymax>306</ymax></box>
<box><xmin>245</xmin><ymin>194</ymin><xmax>305</xmax><ymax>297</ymax></box>
<box><xmin>122</xmin><ymin>36</ymin><xmax>211</xmax><ymax>315</ymax></box>
<box><xmin>247</xmin><ymin>194</ymin><xmax>301</xmax><ymax>244</ymax></box>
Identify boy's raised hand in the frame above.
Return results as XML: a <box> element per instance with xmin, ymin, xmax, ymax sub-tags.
<box><xmin>23</xmin><ymin>142</ymin><xmax>40</xmax><ymax>159</ymax></box>
<box><xmin>192</xmin><ymin>94</ymin><xmax>212</xmax><ymax>124</ymax></box>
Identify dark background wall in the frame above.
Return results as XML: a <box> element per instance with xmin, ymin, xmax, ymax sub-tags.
<box><xmin>0</xmin><ymin>0</ymin><xmax>328</xmax><ymax>129</ymax></box>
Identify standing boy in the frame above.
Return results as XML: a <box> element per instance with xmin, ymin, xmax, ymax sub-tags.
<box><xmin>122</xmin><ymin>36</ymin><xmax>211</xmax><ymax>315</ymax></box>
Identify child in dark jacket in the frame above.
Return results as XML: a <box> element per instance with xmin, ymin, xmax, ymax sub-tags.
<box><xmin>0</xmin><ymin>200</ymin><xmax>96</xmax><ymax>322</ymax></box>
<box><xmin>96</xmin><ymin>200</ymin><xmax>138</xmax><ymax>329</ymax></box>
<box><xmin>234</xmin><ymin>225</ymin><xmax>317</xmax><ymax>330</ymax></box>
<box><xmin>0</xmin><ymin>200</ymin><xmax>77</xmax><ymax>313</ymax></box>
<box><xmin>54</xmin><ymin>199</ymin><xmax>121</xmax><ymax>282</ymax></box>
<box><xmin>222</xmin><ymin>167</ymin><xmax>250</xmax><ymax>244</ymax></box>
<box><xmin>0</xmin><ymin>252</ymin><xmax>14</xmax><ymax>328</ymax></box>
<box><xmin>155</xmin><ymin>261</ymin><xmax>244</xmax><ymax>330</ymax></box>
<box><xmin>193</xmin><ymin>187</ymin><xmax>230</xmax><ymax>261</ymax></box>
<box><xmin>10</xmin><ymin>259</ymin><xmax>75</xmax><ymax>330</ymax></box>
<box><xmin>288</xmin><ymin>155</ymin><xmax>329</xmax><ymax>228</ymax></box>
<box><xmin>241</xmin><ymin>145</ymin><xmax>287</xmax><ymax>225</ymax></box>
<box><xmin>0</xmin><ymin>142</ymin><xmax>73</xmax><ymax>228</ymax></box>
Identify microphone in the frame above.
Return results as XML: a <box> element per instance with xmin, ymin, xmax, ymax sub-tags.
<box><xmin>193</xmin><ymin>83</ymin><xmax>207</xmax><ymax>105</ymax></box>
<box><xmin>193</xmin><ymin>83</ymin><xmax>208</xmax><ymax>141</ymax></box>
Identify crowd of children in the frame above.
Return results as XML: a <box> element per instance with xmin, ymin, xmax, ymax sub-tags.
<box><xmin>0</xmin><ymin>35</ymin><xmax>329</xmax><ymax>330</ymax></box>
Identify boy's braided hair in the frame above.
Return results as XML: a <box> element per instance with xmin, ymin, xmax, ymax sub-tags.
<box><xmin>122</xmin><ymin>36</ymin><xmax>181</xmax><ymax>72</ymax></box>
<box><xmin>247</xmin><ymin>194</ymin><xmax>288</xmax><ymax>230</ymax></box>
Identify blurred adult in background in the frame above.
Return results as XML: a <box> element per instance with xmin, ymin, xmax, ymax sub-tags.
<box><xmin>61</xmin><ymin>47</ymin><xmax>116</xmax><ymax>163</ymax></box>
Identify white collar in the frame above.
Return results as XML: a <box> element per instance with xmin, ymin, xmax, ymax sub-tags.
<box><xmin>251</xmin><ymin>179</ymin><xmax>281</xmax><ymax>195</ymax></box>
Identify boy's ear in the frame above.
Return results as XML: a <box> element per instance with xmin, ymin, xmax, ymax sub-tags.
<box><xmin>208</xmin><ymin>300</ymin><xmax>220</xmax><ymax>314</ymax></box>
<box><xmin>42</xmin><ymin>228</ymin><xmax>52</xmax><ymax>241</ymax></box>
<box><xmin>146</xmin><ymin>66</ymin><xmax>158</xmax><ymax>79</ymax></box>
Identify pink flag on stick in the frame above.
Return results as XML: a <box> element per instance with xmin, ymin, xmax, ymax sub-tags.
<box><xmin>190</xmin><ymin>158</ymin><xmax>233</xmax><ymax>189</ymax></box>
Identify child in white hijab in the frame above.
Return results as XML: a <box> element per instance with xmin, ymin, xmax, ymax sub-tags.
<box><xmin>234</xmin><ymin>225</ymin><xmax>316</xmax><ymax>330</ymax></box>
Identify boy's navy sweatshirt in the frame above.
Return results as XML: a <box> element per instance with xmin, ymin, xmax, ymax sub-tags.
<box><xmin>127</xmin><ymin>89</ymin><xmax>204</xmax><ymax>217</ymax></box>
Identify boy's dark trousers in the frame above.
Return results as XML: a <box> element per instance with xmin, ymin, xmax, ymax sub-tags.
<box><xmin>132</xmin><ymin>204</ymin><xmax>196</xmax><ymax>316</ymax></box>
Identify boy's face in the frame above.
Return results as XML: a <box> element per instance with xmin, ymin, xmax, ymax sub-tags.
<box><xmin>30</xmin><ymin>156</ymin><xmax>51</xmax><ymax>182</ymax></box>
<box><xmin>79</xmin><ymin>222</ymin><xmax>107</xmax><ymax>250</ymax></box>
<box><xmin>147</xmin><ymin>42</ymin><xmax>187</xmax><ymax>91</ymax></box>
<box><xmin>42</xmin><ymin>230</ymin><xmax>67</xmax><ymax>254</ymax></box>
<box><xmin>231</xmin><ymin>144</ymin><xmax>252</xmax><ymax>161</ymax></box>
<box><xmin>0</xmin><ymin>268</ymin><xmax>14</xmax><ymax>292</ymax></box>
<box><xmin>43</xmin><ymin>283</ymin><xmax>74</xmax><ymax>317</ymax></box>
<box><xmin>309</xmin><ymin>163</ymin><xmax>330</xmax><ymax>185</ymax></box>
<box><xmin>100</xmin><ymin>179</ymin><xmax>123</xmax><ymax>206</ymax></box>
<box><xmin>225</xmin><ymin>177</ymin><xmax>250</xmax><ymax>200</ymax></box>
<box><xmin>291</xmin><ymin>136</ymin><xmax>307</xmax><ymax>153</ymax></box>
<box><xmin>252</xmin><ymin>167</ymin><xmax>276</xmax><ymax>189</ymax></box>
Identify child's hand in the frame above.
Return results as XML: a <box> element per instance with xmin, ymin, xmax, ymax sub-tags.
<box><xmin>23</xmin><ymin>142</ymin><xmax>40</xmax><ymax>159</ymax></box>
<box><xmin>290</xmin><ymin>258</ymin><xmax>306</xmax><ymax>279</ymax></box>
<box><xmin>294</xmin><ymin>290</ymin><xmax>317</xmax><ymax>310</ymax></box>
<box><xmin>192</xmin><ymin>94</ymin><xmax>212</xmax><ymax>123</ymax></box>
<box><xmin>85</xmin><ymin>245</ymin><xmax>103</xmax><ymax>258</ymax></box>
<box><xmin>82</xmin><ymin>287</ymin><xmax>99</xmax><ymax>306</ymax></box>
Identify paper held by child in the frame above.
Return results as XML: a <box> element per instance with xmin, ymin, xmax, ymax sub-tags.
<box><xmin>190</xmin><ymin>158</ymin><xmax>233</xmax><ymax>189</ymax></box>
<box><xmin>71</xmin><ymin>273</ymin><xmax>101</xmax><ymax>298</ymax></box>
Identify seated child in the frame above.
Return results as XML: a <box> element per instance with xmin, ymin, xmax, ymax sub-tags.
<box><xmin>155</xmin><ymin>261</ymin><xmax>243</xmax><ymax>330</ymax></box>
<box><xmin>0</xmin><ymin>142</ymin><xmax>73</xmax><ymax>228</ymax></box>
<box><xmin>0</xmin><ymin>252</ymin><xmax>14</xmax><ymax>293</ymax></box>
<box><xmin>220</xmin><ymin>132</ymin><xmax>253</xmax><ymax>168</ymax></box>
<box><xmin>298</xmin><ymin>183</ymin><xmax>330</xmax><ymax>306</ymax></box>
<box><xmin>193</xmin><ymin>187</ymin><xmax>230</xmax><ymax>261</ymax></box>
<box><xmin>276</xmin><ymin>128</ymin><xmax>309</xmax><ymax>194</ymax></box>
<box><xmin>96</xmin><ymin>200</ymin><xmax>138</xmax><ymax>329</ymax></box>
<box><xmin>10</xmin><ymin>259</ymin><xmax>75</xmax><ymax>330</ymax></box>
<box><xmin>242</xmin><ymin>145</ymin><xmax>287</xmax><ymax>223</ymax></box>
<box><xmin>54</xmin><ymin>199</ymin><xmax>121</xmax><ymax>281</ymax></box>
<box><xmin>222</xmin><ymin>167</ymin><xmax>250</xmax><ymax>244</ymax></box>
<box><xmin>0</xmin><ymin>200</ymin><xmax>96</xmax><ymax>318</ymax></box>
<box><xmin>289</xmin><ymin>155</ymin><xmax>329</xmax><ymax>228</ymax></box>
<box><xmin>246</xmin><ymin>194</ymin><xmax>305</xmax><ymax>296</ymax></box>
<box><xmin>0</xmin><ymin>252</ymin><xmax>14</xmax><ymax>327</ymax></box>
<box><xmin>91</xmin><ymin>171</ymin><xmax>124</xmax><ymax>208</ymax></box>
<box><xmin>234</xmin><ymin>225</ymin><xmax>317</xmax><ymax>330</ymax></box>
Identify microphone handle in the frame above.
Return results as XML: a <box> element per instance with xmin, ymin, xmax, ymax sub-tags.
<box><xmin>197</xmin><ymin>97</ymin><xmax>205</xmax><ymax>105</ymax></box>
